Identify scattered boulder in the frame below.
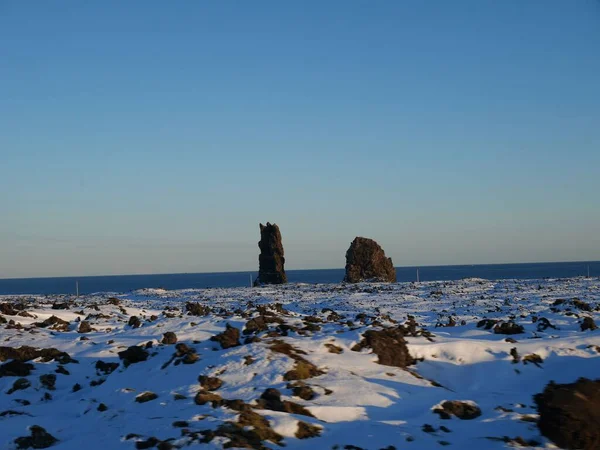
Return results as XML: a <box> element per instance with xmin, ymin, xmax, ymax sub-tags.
<box><xmin>198</xmin><ymin>375</ymin><xmax>223</xmax><ymax>391</ymax></box>
<box><xmin>343</xmin><ymin>237</ymin><xmax>396</xmax><ymax>283</ymax></box>
<box><xmin>0</xmin><ymin>346</ymin><xmax>75</xmax><ymax>364</ymax></box>
<box><xmin>477</xmin><ymin>319</ymin><xmax>498</xmax><ymax>330</ymax></box>
<box><xmin>78</xmin><ymin>321</ymin><xmax>92</xmax><ymax>333</ymax></box>
<box><xmin>194</xmin><ymin>391</ymin><xmax>223</xmax><ymax>407</ymax></box>
<box><xmin>244</xmin><ymin>316</ymin><xmax>268</xmax><ymax>335</ymax></box>
<box><xmin>185</xmin><ymin>302</ymin><xmax>211</xmax><ymax>316</ymax></box>
<box><xmin>534</xmin><ymin>377</ymin><xmax>600</xmax><ymax>450</ymax></box>
<box><xmin>14</xmin><ymin>425</ymin><xmax>58</xmax><ymax>449</ymax></box>
<box><xmin>135</xmin><ymin>391</ymin><xmax>158</xmax><ymax>403</ymax></box>
<box><xmin>34</xmin><ymin>316</ymin><xmax>70</xmax><ymax>332</ymax></box>
<box><xmin>581</xmin><ymin>317</ymin><xmax>598</xmax><ymax>331</ymax></box>
<box><xmin>351</xmin><ymin>328</ymin><xmax>414</xmax><ymax>368</ymax></box>
<box><xmin>0</xmin><ymin>360</ymin><xmax>35</xmax><ymax>377</ymax></box>
<box><xmin>210</xmin><ymin>324</ymin><xmax>241</xmax><ymax>349</ymax></box>
<box><xmin>95</xmin><ymin>360</ymin><xmax>119</xmax><ymax>375</ymax></box>
<box><xmin>40</xmin><ymin>374</ymin><xmax>56</xmax><ymax>390</ymax></box>
<box><xmin>7</xmin><ymin>378</ymin><xmax>31</xmax><ymax>394</ymax></box>
<box><xmin>128</xmin><ymin>316</ymin><xmax>142</xmax><ymax>328</ymax></box>
<box><xmin>255</xmin><ymin>388</ymin><xmax>314</xmax><ymax>417</ymax></box>
<box><xmin>493</xmin><ymin>321</ymin><xmax>524</xmax><ymax>335</ymax></box>
<box><xmin>254</xmin><ymin>222</ymin><xmax>287</xmax><ymax>285</ymax></box>
<box><xmin>162</xmin><ymin>332</ymin><xmax>178</xmax><ymax>345</ymax></box>
<box><xmin>295</xmin><ymin>422</ymin><xmax>321</xmax><ymax>439</ymax></box>
<box><xmin>433</xmin><ymin>401</ymin><xmax>482</xmax><ymax>420</ymax></box>
<box><xmin>0</xmin><ymin>303</ymin><xmax>19</xmax><ymax>315</ymax></box>
<box><xmin>118</xmin><ymin>346</ymin><xmax>149</xmax><ymax>367</ymax></box>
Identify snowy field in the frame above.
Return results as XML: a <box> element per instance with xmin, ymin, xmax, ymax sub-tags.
<box><xmin>1</xmin><ymin>277</ymin><xmax>599</xmax><ymax>449</ymax></box>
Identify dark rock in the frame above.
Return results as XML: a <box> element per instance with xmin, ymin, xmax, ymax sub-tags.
<box><xmin>185</xmin><ymin>302</ymin><xmax>211</xmax><ymax>316</ymax></box>
<box><xmin>581</xmin><ymin>317</ymin><xmax>598</xmax><ymax>331</ymax></box>
<box><xmin>289</xmin><ymin>382</ymin><xmax>316</xmax><ymax>400</ymax></box>
<box><xmin>128</xmin><ymin>316</ymin><xmax>142</xmax><ymax>328</ymax></box>
<box><xmin>34</xmin><ymin>316</ymin><xmax>70</xmax><ymax>332</ymax></box>
<box><xmin>572</xmin><ymin>299</ymin><xmax>592</xmax><ymax>311</ymax></box>
<box><xmin>0</xmin><ymin>359</ymin><xmax>35</xmax><ymax>376</ymax></box>
<box><xmin>78</xmin><ymin>321</ymin><xmax>92</xmax><ymax>333</ymax></box>
<box><xmin>295</xmin><ymin>421</ymin><xmax>321</xmax><ymax>439</ymax></box>
<box><xmin>162</xmin><ymin>332</ymin><xmax>177</xmax><ymax>345</ymax></box>
<box><xmin>535</xmin><ymin>378</ymin><xmax>600</xmax><ymax>450</ymax></box>
<box><xmin>476</xmin><ymin>319</ymin><xmax>498</xmax><ymax>330</ymax></box>
<box><xmin>493</xmin><ymin>321</ymin><xmax>524</xmax><ymax>335</ymax></box>
<box><xmin>244</xmin><ymin>316</ymin><xmax>268</xmax><ymax>335</ymax></box>
<box><xmin>95</xmin><ymin>360</ymin><xmax>119</xmax><ymax>375</ymax></box>
<box><xmin>433</xmin><ymin>401</ymin><xmax>481</xmax><ymax>420</ymax></box>
<box><xmin>51</xmin><ymin>302</ymin><xmax>70</xmax><ymax>310</ymax></box>
<box><xmin>40</xmin><ymin>374</ymin><xmax>56</xmax><ymax>390</ymax></box>
<box><xmin>97</xmin><ymin>403</ymin><xmax>108</xmax><ymax>412</ymax></box>
<box><xmin>194</xmin><ymin>391</ymin><xmax>223</xmax><ymax>407</ymax></box>
<box><xmin>210</xmin><ymin>324</ymin><xmax>241</xmax><ymax>349</ymax></box>
<box><xmin>343</xmin><ymin>237</ymin><xmax>396</xmax><ymax>283</ymax></box>
<box><xmin>0</xmin><ymin>347</ymin><xmax>75</xmax><ymax>364</ymax></box>
<box><xmin>256</xmin><ymin>388</ymin><xmax>314</xmax><ymax>417</ymax></box>
<box><xmin>117</xmin><ymin>346</ymin><xmax>149</xmax><ymax>366</ymax></box>
<box><xmin>351</xmin><ymin>327</ymin><xmax>414</xmax><ymax>368</ymax></box>
<box><xmin>198</xmin><ymin>375</ymin><xmax>223</xmax><ymax>391</ymax></box>
<box><xmin>254</xmin><ymin>222</ymin><xmax>287</xmax><ymax>285</ymax></box>
<box><xmin>14</xmin><ymin>425</ymin><xmax>58</xmax><ymax>449</ymax></box>
<box><xmin>0</xmin><ymin>303</ymin><xmax>19</xmax><ymax>316</ymax></box>
<box><xmin>72</xmin><ymin>383</ymin><xmax>82</xmax><ymax>392</ymax></box>
<box><xmin>7</xmin><ymin>378</ymin><xmax>31</xmax><ymax>394</ymax></box>
<box><xmin>135</xmin><ymin>391</ymin><xmax>158</xmax><ymax>403</ymax></box>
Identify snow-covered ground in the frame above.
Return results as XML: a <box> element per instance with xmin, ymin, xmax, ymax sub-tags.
<box><xmin>1</xmin><ymin>277</ymin><xmax>599</xmax><ymax>449</ymax></box>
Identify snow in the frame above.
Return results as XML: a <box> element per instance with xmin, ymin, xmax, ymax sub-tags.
<box><xmin>0</xmin><ymin>276</ymin><xmax>599</xmax><ymax>449</ymax></box>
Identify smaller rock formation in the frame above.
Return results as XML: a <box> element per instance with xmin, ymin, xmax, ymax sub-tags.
<box><xmin>344</xmin><ymin>237</ymin><xmax>396</xmax><ymax>283</ymax></box>
<box><xmin>433</xmin><ymin>401</ymin><xmax>481</xmax><ymax>420</ymax></box>
<box><xmin>535</xmin><ymin>377</ymin><xmax>600</xmax><ymax>450</ymax></box>
<box><xmin>14</xmin><ymin>425</ymin><xmax>58</xmax><ymax>449</ymax></box>
<box><xmin>254</xmin><ymin>223</ymin><xmax>287</xmax><ymax>285</ymax></box>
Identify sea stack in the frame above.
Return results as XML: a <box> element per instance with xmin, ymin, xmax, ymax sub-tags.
<box><xmin>344</xmin><ymin>237</ymin><xmax>396</xmax><ymax>283</ymax></box>
<box><xmin>254</xmin><ymin>222</ymin><xmax>287</xmax><ymax>285</ymax></box>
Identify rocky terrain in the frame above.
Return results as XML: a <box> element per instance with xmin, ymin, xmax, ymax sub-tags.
<box><xmin>1</xmin><ymin>277</ymin><xmax>599</xmax><ymax>449</ymax></box>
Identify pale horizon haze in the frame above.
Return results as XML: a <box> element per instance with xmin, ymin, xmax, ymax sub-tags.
<box><xmin>1</xmin><ymin>1</ymin><xmax>599</xmax><ymax>278</ymax></box>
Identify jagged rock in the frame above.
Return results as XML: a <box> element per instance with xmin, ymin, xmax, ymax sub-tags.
<box><xmin>244</xmin><ymin>316</ymin><xmax>268</xmax><ymax>335</ymax></box>
<box><xmin>295</xmin><ymin>422</ymin><xmax>321</xmax><ymax>439</ymax></box>
<box><xmin>185</xmin><ymin>302</ymin><xmax>211</xmax><ymax>316</ymax></box>
<box><xmin>95</xmin><ymin>360</ymin><xmax>119</xmax><ymax>375</ymax></box>
<box><xmin>34</xmin><ymin>316</ymin><xmax>70</xmax><ymax>332</ymax></box>
<box><xmin>128</xmin><ymin>316</ymin><xmax>142</xmax><ymax>328</ymax></box>
<box><xmin>78</xmin><ymin>321</ymin><xmax>92</xmax><ymax>333</ymax></box>
<box><xmin>433</xmin><ymin>401</ymin><xmax>481</xmax><ymax>420</ymax></box>
<box><xmin>493</xmin><ymin>321</ymin><xmax>524</xmax><ymax>335</ymax></box>
<box><xmin>0</xmin><ymin>303</ymin><xmax>19</xmax><ymax>315</ymax></box>
<box><xmin>535</xmin><ymin>377</ymin><xmax>600</xmax><ymax>450</ymax></box>
<box><xmin>343</xmin><ymin>237</ymin><xmax>396</xmax><ymax>283</ymax></box>
<box><xmin>0</xmin><ymin>360</ymin><xmax>35</xmax><ymax>377</ymax></box>
<box><xmin>581</xmin><ymin>317</ymin><xmax>598</xmax><ymax>331</ymax></box>
<box><xmin>118</xmin><ymin>346</ymin><xmax>149</xmax><ymax>367</ymax></box>
<box><xmin>255</xmin><ymin>388</ymin><xmax>314</xmax><ymax>417</ymax></box>
<box><xmin>7</xmin><ymin>378</ymin><xmax>31</xmax><ymax>394</ymax></box>
<box><xmin>254</xmin><ymin>222</ymin><xmax>287</xmax><ymax>285</ymax></box>
<box><xmin>210</xmin><ymin>324</ymin><xmax>241</xmax><ymax>349</ymax></box>
<box><xmin>40</xmin><ymin>374</ymin><xmax>56</xmax><ymax>390</ymax></box>
<box><xmin>14</xmin><ymin>425</ymin><xmax>58</xmax><ymax>449</ymax></box>
<box><xmin>198</xmin><ymin>375</ymin><xmax>223</xmax><ymax>391</ymax></box>
<box><xmin>162</xmin><ymin>332</ymin><xmax>178</xmax><ymax>345</ymax></box>
<box><xmin>351</xmin><ymin>328</ymin><xmax>414</xmax><ymax>368</ymax></box>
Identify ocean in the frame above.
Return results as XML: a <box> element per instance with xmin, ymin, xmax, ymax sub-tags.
<box><xmin>0</xmin><ymin>261</ymin><xmax>598</xmax><ymax>295</ymax></box>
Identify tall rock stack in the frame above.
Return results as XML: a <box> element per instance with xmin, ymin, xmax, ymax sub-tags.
<box><xmin>254</xmin><ymin>222</ymin><xmax>287</xmax><ymax>285</ymax></box>
<box><xmin>344</xmin><ymin>237</ymin><xmax>396</xmax><ymax>283</ymax></box>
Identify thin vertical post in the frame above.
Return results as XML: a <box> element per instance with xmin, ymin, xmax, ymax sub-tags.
<box><xmin>250</xmin><ymin>274</ymin><xmax>253</xmax><ymax>287</ymax></box>
<box><xmin>588</xmin><ymin>265</ymin><xmax>591</xmax><ymax>278</ymax></box>
<box><xmin>416</xmin><ymin>269</ymin><xmax>420</xmax><ymax>283</ymax></box>
<box><xmin>76</xmin><ymin>281</ymin><xmax>79</xmax><ymax>297</ymax></box>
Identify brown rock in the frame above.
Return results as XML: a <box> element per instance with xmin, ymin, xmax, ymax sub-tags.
<box><xmin>535</xmin><ymin>377</ymin><xmax>600</xmax><ymax>450</ymax></box>
<box><xmin>210</xmin><ymin>324</ymin><xmax>241</xmax><ymax>349</ymax></box>
<box><xmin>78</xmin><ymin>321</ymin><xmax>93</xmax><ymax>333</ymax></box>
<box><xmin>493</xmin><ymin>321</ymin><xmax>524</xmax><ymax>335</ymax></box>
<box><xmin>581</xmin><ymin>317</ymin><xmax>598</xmax><ymax>331</ymax></box>
<box><xmin>118</xmin><ymin>346</ymin><xmax>149</xmax><ymax>366</ymax></box>
<box><xmin>185</xmin><ymin>302</ymin><xmax>211</xmax><ymax>316</ymax></box>
<box><xmin>40</xmin><ymin>374</ymin><xmax>56</xmax><ymax>390</ymax></box>
<box><xmin>162</xmin><ymin>332</ymin><xmax>178</xmax><ymax>345</ymax></box>
<box><xmin>198</xmin><ymin>375</ymin><xmax>223</xmax><ymax>391</ymax></box>
<box><xmin>128</xmin><ymin>316</ymin><xmax>142</xmax><ymax>328</ymax></box>
<box><xmin>352</xmin><ymin>327</ymin><xmax>414</xmax><ymax>368</ymax></box>
<box><xmin>135</xmin><ymin>391</ymin><xmax>158</xmax><ymax>403</ymax></box>
<box><xmin>343</xmin><ymin>237</ymin><xmax>396</xmax><ymax>283</ymax></box>
<box><xmin>254</xmin><ymin>222</ymin><xmax>287</xmax><ymax>285</ymax></box>
<box><xmin>34</xmin><ymin>315</ymin><xmax>70</xmax><ymax>332</ymax></box>
<box><xmin>295</xmin><ymin>421</ymin><xmax>321</xmax><ymax>439</ymax></box>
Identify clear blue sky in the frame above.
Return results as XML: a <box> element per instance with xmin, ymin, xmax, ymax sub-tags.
<box><xmin>1</xmin><ymin>1</ymin><xmax>599</xmax><ymax>278</ymax></box>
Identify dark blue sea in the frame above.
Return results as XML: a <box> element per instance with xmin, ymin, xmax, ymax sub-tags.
<box><xmin>0</xmin><ymin>261</ymin><xmax>598</xmax><ymax>295</ymax></box>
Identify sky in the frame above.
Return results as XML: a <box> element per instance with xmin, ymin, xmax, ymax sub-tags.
<box><xmin>1</xmin><ymin>1</ymin><xmax>599</xmax><ymax>278</ymax></box>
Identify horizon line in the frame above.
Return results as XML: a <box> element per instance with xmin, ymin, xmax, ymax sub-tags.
<box><xmin>1</xmin><ymin>258</ymin><xmax>598</xmax><ymax>281</ymax></box>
